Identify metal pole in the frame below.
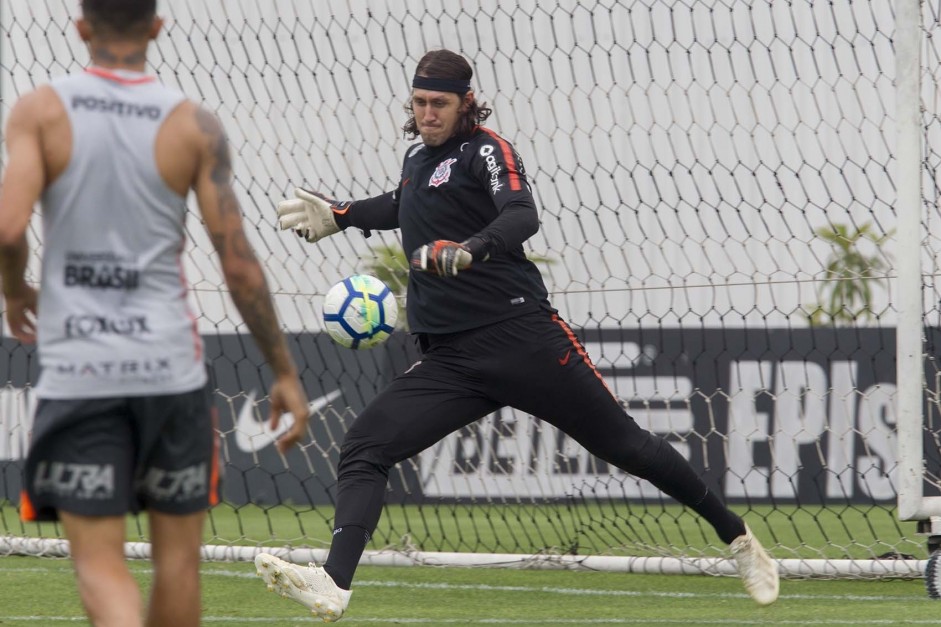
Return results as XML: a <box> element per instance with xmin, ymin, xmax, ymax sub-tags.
<box><xmin>896</xmin><ymin>0</ymin><xmax>933</xmax><ymax>520</ymax></box>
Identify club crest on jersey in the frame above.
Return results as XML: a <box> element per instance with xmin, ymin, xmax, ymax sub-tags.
<box><xmin>428</xmin><ymin>158</ymin><xmax>458</xmax><ymax>187</ymax></box>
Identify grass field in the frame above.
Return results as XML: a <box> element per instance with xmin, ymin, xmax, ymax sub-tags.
<box><xmin>0</xmin><ymin>555</ymin><xmax>938</xmax><ymax>625</ymax></box>
<box><xmin>4</xmin><ymin>502</ymin><xmax>921</xmax><ymax>560</ymax></box>
<box><xmin>1</xmin><ymin>502</ymin><xmax>935</xmax><ymax>624</ymax></box>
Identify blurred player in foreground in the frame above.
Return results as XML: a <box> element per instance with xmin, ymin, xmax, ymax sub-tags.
<box><xmin>0</xmin><ymin>1</ymin><xmax>309</xmax><ymax>625</ymax></box>
<box><xmin>254</xmin><ymin>48</ymin><xmax>779</xmax><ymax>622</ymax></box>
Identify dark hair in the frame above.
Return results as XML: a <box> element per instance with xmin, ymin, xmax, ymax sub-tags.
<box><xmin>81</xmin><ymin>0</ymin><xmax>157</xmax><ymax>38</ymax></box>
<box><xmin>402</xmin><ymin>49</ymin><xmax>493</xmax><ymax>140</ymax></box>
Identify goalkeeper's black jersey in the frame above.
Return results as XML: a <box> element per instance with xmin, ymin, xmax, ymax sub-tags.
<box><xmin>344</xmin><ymin>126</ymin><xmax>553</xmax><ymax>334</ymax></box>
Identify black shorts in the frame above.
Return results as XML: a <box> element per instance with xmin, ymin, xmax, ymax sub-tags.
<box><xmin>20</xmin><ymin>384</ymin><xmax>220</xmax><ymax>522</ymax></box>
<box><xmin>342</xmin><ymin>309</ymin><xmax>632</xmax><ymax>472</ymax></box>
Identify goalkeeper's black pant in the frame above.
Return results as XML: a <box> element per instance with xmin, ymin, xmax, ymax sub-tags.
<box><xmin>325</xmin><ymin>309</ymin><xmax>744</xmax><ymax>587</ymax></box>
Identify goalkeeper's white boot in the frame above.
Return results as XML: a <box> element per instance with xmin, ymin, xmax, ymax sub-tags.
<box><xmin>254</xmin><ymin>553</ymin><xmax>352</xmax><ymax>622</ymax></box>
<box><xmin>730</xmin><ymin>525</ymin><xmax>779</xmax><ymax>606</ymax></box>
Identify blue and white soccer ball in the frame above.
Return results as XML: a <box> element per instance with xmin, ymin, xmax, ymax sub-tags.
<box><xmin>322</xmin><ymin>274</ymin><xmax>397</xmax><ymax>349</ymax></box>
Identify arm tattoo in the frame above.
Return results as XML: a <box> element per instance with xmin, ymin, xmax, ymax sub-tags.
<box><xmin>195</xmin><ymin>107</ymin><xmax>252</xmax><ymax>261</ymax></box>
<box><xmin>195</xmin><ymin>107</ymin><xmax>294</xmax><ymax>375</ymax></box>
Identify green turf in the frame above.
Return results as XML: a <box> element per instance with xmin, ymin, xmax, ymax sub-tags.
<box><xmin>1</xmin><ymin>500</ymin><xmax>935</xmax><ymax>624</ymax></box>
<box><xmin>0</xmin><ymin>555</ymin><xmax>938</xmax><ymax>626</ymax></box>
<box><xmin>1</xmin><ymin>500</ymin><xmax>925</xmax><ymax>560</ymax></box>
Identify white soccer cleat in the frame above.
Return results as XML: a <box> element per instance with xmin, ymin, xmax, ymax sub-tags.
<box><xmin>730</xmin><ymin>524</ymin><xmax>779</xmax><ymax>606</ymax></box>
<box><xmin>254</xmin><ymin>553</ymin><xmax>352</xmax><ymax>622</ymax></box>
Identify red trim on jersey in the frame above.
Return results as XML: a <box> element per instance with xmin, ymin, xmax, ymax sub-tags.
<box><xmin>551</xmin><ymin>313</ymin><xmax>616</xmax><ymax>400</ymax></box>
<box><xmin>479</xmin><ymin>127</ymin><xmax>523</xmax><ymax>191</ymax></box>
<box><xmin>85</xmin><ymin>66</ymin><xmax>157</xmax><ymax>85</ymax></box>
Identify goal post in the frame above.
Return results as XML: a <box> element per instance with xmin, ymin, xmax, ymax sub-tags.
<box><xmin>894</xmin><ymin>0</ymin><xmax>934</xmax><ymax>523</ymax></box>
<box><xmin>0</xmin><ymin>0</ymin><xmax>935</xmax><ymax>580</ymax></box>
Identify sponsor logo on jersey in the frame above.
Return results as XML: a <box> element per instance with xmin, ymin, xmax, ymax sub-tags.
<box><xmin>479</xmin><ymin>144</ymin><xmax>504</xmax><ymax>195</ymax></box>
<box><xmin>34</xmin><ymin>461</ymin><xmax>115</xmax><ymax>499</ymax></box>
<box><xmin>64</xmin><ymin>264</ymin><xmax>140</xmax><ymax>290</ymax></box>
<box><xmin>233</xmin><ymin>389</ymin><xmax>342</xmax><ymax>452</ymax></box>
<box><xmin>429</xmin><ymin>158</ymin><xmax>458</xmax><ymax>188</ymax></box>
<box><xmin>54</xmin><ymin>357</ymin><xmax>172</xmax><ymax>382</ymax></box>
<box><xmin>64</xmin><ymin>252</ymin><xmax>140</xmax><ymax>290</ymax></box>
<box><xmin>64</xmin><ymin>315</ymin><xmax>150</xmax><ymax>338</ymax></box>
<box><xmin>71</xmin><ymin>95</ymin><xmax>161</xmax><ymax>119</ymax></box>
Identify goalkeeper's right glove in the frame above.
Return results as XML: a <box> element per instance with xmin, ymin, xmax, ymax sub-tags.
<box><xmin>276</xmin><ymin>188</ymin><xmax>351</xmax><ymax>243</ymax></box>
<box><xmin>410</xmin><ymin>240</ymin><xmax>474</xmax><ymax>277</ymax></box>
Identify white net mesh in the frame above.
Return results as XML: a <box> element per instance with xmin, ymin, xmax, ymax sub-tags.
<box><xmin>0</xmin><ymin>0</ymin><xmax>931</xmax><ymax>577</ymax></box>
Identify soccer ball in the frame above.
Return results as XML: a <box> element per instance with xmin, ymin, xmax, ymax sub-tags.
<box><xmin>322</xmin><ymin>274</ymin><xmax>397</xmax><ymax>349</ymax></box>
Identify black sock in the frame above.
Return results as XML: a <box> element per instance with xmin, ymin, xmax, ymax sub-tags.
<box><xmin>323</xmin><ymin>525</ymin><xmax>370</xmax><ymax>590</ymax></box>
<box><xmin>691</xmin><ymin>489</ymin><xmax>747</xmax><ymax>544</ymax></box>
<box><xmin>635</xmin><ymin>438</ymin><xmax>746</xmax><ymax>544</ymax></box>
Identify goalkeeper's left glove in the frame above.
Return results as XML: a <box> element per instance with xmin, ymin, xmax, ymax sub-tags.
<box><xmin>276</xmin><ymin>188</ymin><xmax>350</xmax><ymax>243</ymax></box>
<box><xmin>410</xmin><ymin>240</ymin><xmax>474</xmax><ymax>277</ymax></box>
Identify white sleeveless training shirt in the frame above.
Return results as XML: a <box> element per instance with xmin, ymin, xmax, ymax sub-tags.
<box><xmin>35</xmin><ymin>67</ymin><xmax>207</xmax><ymax>399</ymax></box>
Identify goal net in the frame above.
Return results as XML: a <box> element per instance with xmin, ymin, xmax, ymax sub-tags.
<box><xmin>0</xmin><ymin>0</ymin><xmax>933</xmax><ymax>579</ymax></box>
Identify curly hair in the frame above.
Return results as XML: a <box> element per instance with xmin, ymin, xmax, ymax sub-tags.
<box><xmin>402</xmin><ymin>50</ymin><xmax>493</xmax><ymax>140</ymax></box>
<box><xmin>81</xmin><ymin>0</ymin><xmax>156</xmax><ymax>38</ymax></box>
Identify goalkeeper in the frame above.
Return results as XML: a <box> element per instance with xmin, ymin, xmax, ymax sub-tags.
<box><xmin>256</xmin><ymin>48</ymin><xmax>779</xmax><ymax>621</ymax></box>
<box><xmin>0</xmin><ymin>1</ymin><xmax>310</xmax><ymax>625</ymax></box>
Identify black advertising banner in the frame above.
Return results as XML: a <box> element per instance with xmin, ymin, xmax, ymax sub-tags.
<box><xmin>0</xmin><ymin>328</ymin><xmax>932</xmax><ymax>506</ymax></box>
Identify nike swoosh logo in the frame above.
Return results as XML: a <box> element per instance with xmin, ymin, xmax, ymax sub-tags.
<box><xmin>233</xmin><ymin>389</ymin><xmax>342</xmax><ymax>453</ymax></box>
<box><xmin>558</xmin><ymin>349</ymin><xmax>572</xmax><ymax>366</ymax></box>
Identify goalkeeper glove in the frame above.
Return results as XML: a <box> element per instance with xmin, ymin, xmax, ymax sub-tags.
<box><xmin>410</xmin><ymin>240</ymin><xmax>474</xmax><ymax>277</ymax></box>
<box><xmin>276</xmin><ymin>188</ymin><xmax>350</xmax><ymax>243</ymax></box>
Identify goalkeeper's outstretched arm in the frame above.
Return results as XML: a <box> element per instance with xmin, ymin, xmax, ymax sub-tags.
<box><xmin>276</xmin><ymin>187</ymin><xmax>400</xmax><ymax>242</ymax></box>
